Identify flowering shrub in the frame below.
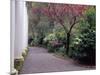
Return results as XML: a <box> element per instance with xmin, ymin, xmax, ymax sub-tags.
<box><xmin>43</xmin><ymin>33</ymin><xmax>57</xmax><ymax>43</ymax></box>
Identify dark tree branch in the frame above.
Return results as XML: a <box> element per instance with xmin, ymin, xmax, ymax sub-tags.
<box><xmin>68</xmin><ymin>16</ymin><xmax>80</xmax><ymax>34</ymax></box>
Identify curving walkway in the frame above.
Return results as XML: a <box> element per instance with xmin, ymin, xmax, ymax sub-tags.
<box><xmin>20</xmin><ymin>47</ymin><xmax>95</xmax><ymax>74</ymax></box>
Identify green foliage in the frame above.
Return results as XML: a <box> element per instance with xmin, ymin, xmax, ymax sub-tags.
<box><xmin>44</xmin><ymin>33</ymin><xmax>57</xmax><ymax>42</ymax></box>
<box><xmin>70</xmin><ymin>30</ymin><xmax>95</xmax><ymax>65</ymax></box>
<box><xmin>29</xmin><ymin>20</ymin><xmax>54</xmax><ymax>46</ymax></box>
<box><xmin>86</xmin><ymin>7</ymin><xmax>96</xmax><ymax>28</ymax></box>
<box><xmin>70</xmin><ymin>7</ymin><xmax>96</xmax><ymax>65</ymax></box>
<box><xmin>43</xmin><ymin>26</ymin><xmax>66</xmax><ymax>53</ymax></box>
<box><xmin>43</xmin><ymin>33</ymin><xmax>57</xmax><ymax>52</ymax></box>
<box><xmin>47</xmin><ymin>43</ymin><xmax>55</xmax><ymax>52</ymax></box>
<box><xmin>28</xmin><ymin>3</ymin><xmax>54</xmax><ymax>46</ymax></box>
<box><xmin>53</xmin><ymin>26</ymin><xmax>66</xmax><ymax>41</ymax></box>
<box><xmin>57</xmin><ymin>46</ymin><xmax>65</xmax><ymax>54</ymax></box>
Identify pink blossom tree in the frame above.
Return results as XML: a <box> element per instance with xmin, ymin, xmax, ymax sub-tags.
<box><xmin>33</xmin><ymin>3</ymin><xmax>87</xmax><ymax>54</ymax></box>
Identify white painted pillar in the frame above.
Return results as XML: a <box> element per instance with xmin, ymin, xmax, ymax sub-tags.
<box><xmin>11</xmin><ymin>0</ymin><xmax>28</xmax><ymax>73</ymax></box>
<box><xmin>22</xmin><ymin>1</ymin><xmax>28</xmax><ymax>50</ymax></box>
<box><xmin>14</xmin><ymin>0</ymin><xmax>24</xmax><ymax>59</ymax></box>
<box><xmin>11</xmin><ymin>0</ymin><xmax>18</xmax><ymax>74</ymax></box>
<box><xmin>14</xmin><ymin>0</ymin><xmax>28</xmax><ymax>59</ymax></box>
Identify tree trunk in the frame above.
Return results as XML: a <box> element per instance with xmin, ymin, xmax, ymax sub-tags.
<box><xmin>66</xmin><ymin>33</ymin><xmax>70</xmax><ymax>55</ymax></box>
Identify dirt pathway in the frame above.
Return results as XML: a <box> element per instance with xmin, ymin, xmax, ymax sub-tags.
<box><xmin>20</xmin><ymin>47</ymin><xmax>95</xmax><ymax>74</ymax></box>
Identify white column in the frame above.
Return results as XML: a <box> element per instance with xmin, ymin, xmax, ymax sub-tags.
<box><xmin>11</xmin><ymin>0</ymin><xmax>28</xmax><ymax>74</ymax></box>
<box><xmin>22</xmin><ymin>1</ymin><xmax>28</xmax><ymax>50</ymax></box>
<box><xmin>11</xmin><ymin>0</ymin><xmax>15</xmax><ymax>69</ymax></box>
<box><xmin>11</xmin><ymin>0</ymin><xmax>18</xmax><ymax>74</ymax></box>
<box><xmin>14</xmin><ymin>0</ymin><xmax>28</xmax><ymax>59</ymax></box>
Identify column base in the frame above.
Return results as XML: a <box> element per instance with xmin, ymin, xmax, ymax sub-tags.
<box><xmin>14</xmin><ymin>56</ymin><xmax>24</xmax><ymax>72</ymax></box>
<box><xmin>14</xmin><ymin>48</ymin><xmax>29</xmax><ymax>73</ymax></box>
<box><xmin>22</xmin><ymin>47</ymin><xmax>28</xmax><ymax>58</ymax></box>
<box><xmin>11</xmin><ymin>68</ymin><xmax>18</xmax><ymax>75</ymax></box>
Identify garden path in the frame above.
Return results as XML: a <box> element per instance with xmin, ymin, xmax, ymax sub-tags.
<box><xmin>20</xmin><ymin>47</ymin><xmax>95</xmax><ymax>74</ymax></box>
